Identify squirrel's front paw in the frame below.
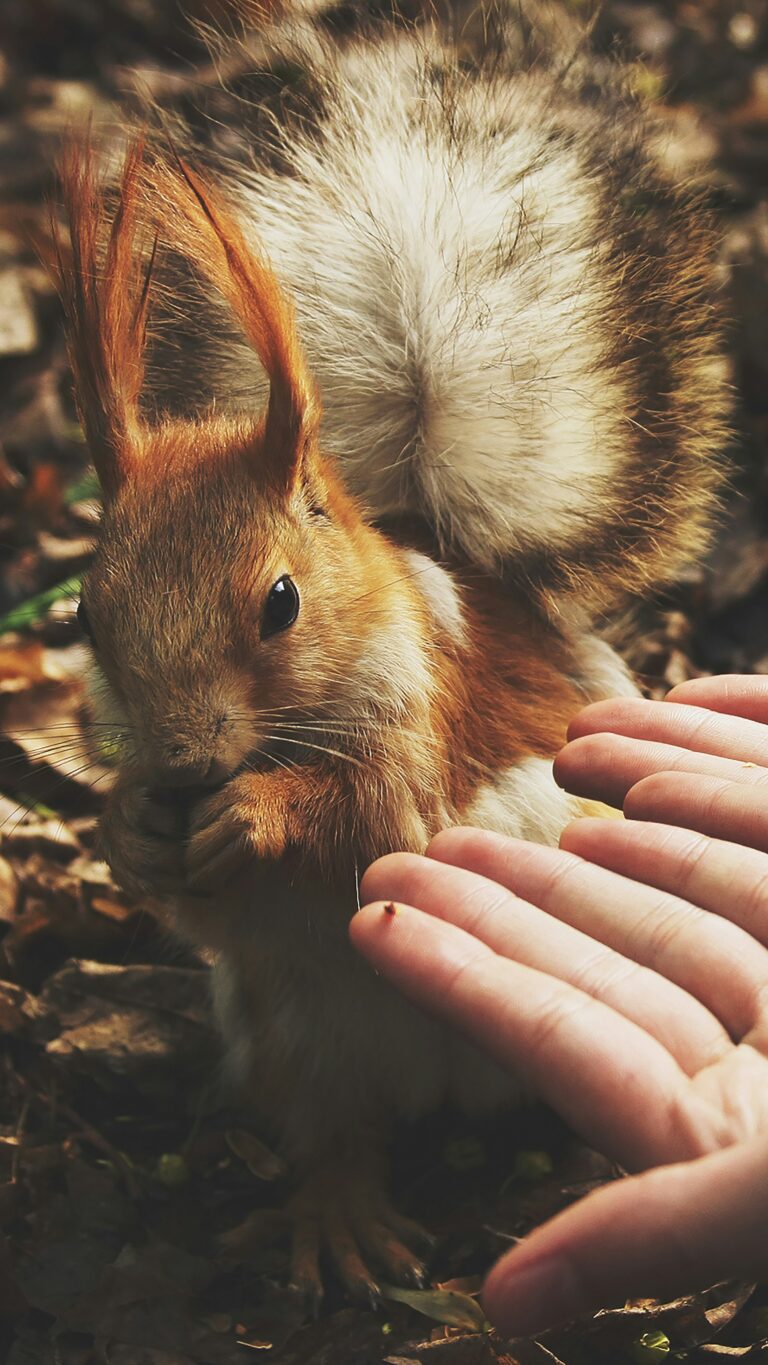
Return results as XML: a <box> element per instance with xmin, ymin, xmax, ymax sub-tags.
<box><xmin>186</xmin><ymin>773</ymin><xmax>288</xmax><ymax>893</ymax></box>
<box><xmin>101</xmin><ymin>783</ymin><xmax>187</xmax><ymax>899</ymax></box>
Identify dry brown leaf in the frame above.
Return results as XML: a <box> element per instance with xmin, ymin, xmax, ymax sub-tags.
<box><xmin>2</xmin><ymin>817</ymin><xmax>80</xmax><ymax>862</ymax></box>
<box><xmin>706</xmin><ymin>1286</ymin><xmax>758</xmax><ymax>1332</ymax></box>
<box><xmin>90</xmin><ymin>896</ymin><xmax>133</xmax><ymax>922</ymax></box>
<box><xmin>225</xmin><ymin>1129</ymin><xmax>286</xmax><ymax>1181</ymax></box>
<box><xmin>700</xmin><ymin>1346</ymin><xmax>768</xmax><ymax>1358</ymax></box>
<box><xmin>0</xmin><ymin>640</ymin><xmax>47</xmax><ymax>689</ymax></box>
<box><xmin>0</xmin><ymin>855</ymin><xmax>19</xmax><ymax>920</ymax></box>
<box><xmin>385</xmin><ymin>1334</ymin><xmax>497</xmax><ymax>1363</ymax></box>
<box><xmin>38</xmin><ymin>959</ymin><xmax>215</xmax><ymax>1106</ymax></box>
<box><xmin>0</xmin><ymin>981</ymin><xmax>34</xmax><ymax>1035</ymax></box>
<box><xmin>380</xmin><ymin>1285</ymin><xmax>489</xmax><ymax>1334</ymax></box>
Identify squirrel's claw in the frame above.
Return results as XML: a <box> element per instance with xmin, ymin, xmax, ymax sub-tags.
<box><xmin>286</xmin><ymin>1161</ymin><xmax>430</xmax><ymax>1306</ymax></box>
<box><xmin>216</xmin><ymin>1168</ymin><xmax>428</xmax><ymax>1307</ymax></box>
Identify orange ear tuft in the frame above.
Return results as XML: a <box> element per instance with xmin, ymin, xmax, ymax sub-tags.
<box><xmin>150</xmin><ymin>151</ymin><xmax>319</xmax><ymax>488</ymax></box>
<box><xmin>51</xmin><ymin>139</ymin><xmax>156</xmax><ymax>499</ymax></box>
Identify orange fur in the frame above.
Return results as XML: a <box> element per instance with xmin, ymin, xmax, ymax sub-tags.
<box><xmin>54</xmin><ymin>140</ymin><xmax>319</xmax><ymax>499</ymax></box>
<box><xmin>56</xmin><ymin>140</ymin><xmax>593</xmax><ymax>878</ymax></box>
<box><xmin>59</xmin><ymin>135</ymin><xmax>628</xmax><ymax>1292</ymax></box>
<box><xmin>52</xmin><ymin>140</ymin><xmax>155</xmax><ymax>497</ymax></box>
<box><xmin>150</xmin><ymin>153</ymin><xmax>319</xmax><ymax>485</ymax></box>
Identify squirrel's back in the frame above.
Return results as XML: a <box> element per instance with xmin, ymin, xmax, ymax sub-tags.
<box><xmin>150</xmin><ymin>0</ymin><xmax>728</xmax><ymax>610</ymax></box>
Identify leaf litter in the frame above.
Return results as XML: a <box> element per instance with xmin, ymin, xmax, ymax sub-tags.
<box><xmin>3</xmin><ymin>1</ymin><xmax>768</xmax><ymax>1361</ymax></box>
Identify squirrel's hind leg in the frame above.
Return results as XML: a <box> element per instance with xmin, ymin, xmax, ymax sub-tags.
<box><xmin>287</xmin><ymin>1150</ymin><xmax>432</xmax><ymax>1309</ymax></box>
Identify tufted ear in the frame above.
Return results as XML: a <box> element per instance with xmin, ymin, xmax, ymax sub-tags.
<box><xmin>150</xmin><ymin>151</ymin><xmax>320</xmax><ymax>492</ymax></box>
<box><xmin>52</xmin><ymin>139</ymin><xmax>156</xmax><ymax>501</ymax></box>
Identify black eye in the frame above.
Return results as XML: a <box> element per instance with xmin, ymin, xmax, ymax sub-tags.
<box><xmin>262</xmin><ymin>575</ymin><xmax>300</xmax><ymax>637</ymax></box>
<box><xmin>76</xmin><ymin>598</ymin><xmax>93</xmax><ymax>639</ymax></box>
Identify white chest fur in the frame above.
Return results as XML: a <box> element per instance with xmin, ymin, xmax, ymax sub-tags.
<box><xmin>204</xmin><ymin>749</ymin><xmax>590</xmax><ymax>1156</ymax></box>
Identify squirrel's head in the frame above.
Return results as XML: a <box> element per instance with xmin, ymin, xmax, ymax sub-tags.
<box><xmin>54</xmin><ymin>140</ymin><xmax>424</xmax><ymax>787</ymax></box>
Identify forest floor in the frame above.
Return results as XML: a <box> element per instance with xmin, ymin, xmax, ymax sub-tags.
<box><xmin>2</xmin><ymin>2</ymin><xmax>768</xmax><ymax>1362</ymax></box>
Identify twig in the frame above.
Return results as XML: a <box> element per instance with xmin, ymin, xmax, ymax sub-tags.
<box><xmin>10</xmin><ymin>1096</ymin><xmax>30</xmax><ymax>1186</ymax></box>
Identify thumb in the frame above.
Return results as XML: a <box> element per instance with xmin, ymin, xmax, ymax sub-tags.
<box><xmin>483</xmin><ymin>1135</ymin><xmax>768</xmax><ymax>1339</ymax></box>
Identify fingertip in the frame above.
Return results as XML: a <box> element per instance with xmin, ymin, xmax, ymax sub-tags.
<box><xmin>565</xmin><ymin>700</ymin><xmax>606</xmax><ymax>742</ymax></box>
<box><xmin>565</xmin><ymin>697</ymin><xmax>646</xmax><ymax>742</ymax></box>
<box><xmin>558</xmin><ymin>817</ymin><xmax>609</xmax><ymax>854</ymax></box>
<box><xmin>349</xmin><ymin>899</ymin><xmax>407</xmax><ymax>947</ymax></box>
<box><xmin>426</xmin><ymin>825</ymin><xmax>505</xmax><ymax>865</ymax></box>
<box><xmin>622</xmin><ymin>770</ymin><xmax>680</xmax><ymax>821</ymax></box>
<box><xmin>553</xmin><ymin>735</ymin><xmax>602</xmax><ymax>791</ymax></box>
<box><xmin>666</xmin><ymin>674</ymin><xmax>768</xmax><ymax>714</ymax></box>
<box><xmin>482</xmin><ymin>1250</ymin><xmax>582</xmax><ymax>1339</ymax></box>
<box><xmin>665</xmin><ymin>677</ymin><xmax>711</xmax><ymax>703</ymax></box>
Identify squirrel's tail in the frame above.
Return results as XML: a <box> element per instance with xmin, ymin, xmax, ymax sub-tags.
<box><xmin>138</xmin><ymin>11</ymin><xmax>729</xmax><ymax>613</ymax></box>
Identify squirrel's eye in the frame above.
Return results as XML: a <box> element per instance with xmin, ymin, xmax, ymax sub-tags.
<box><xmin>76</xmin><ymin>599</ymin><xmax>93</xmax><ymax>640</ymax></box>
<box><xmin>262</xmin><ymin>575</ymin><xmax>300</xmax><ymax>637</ymax></box>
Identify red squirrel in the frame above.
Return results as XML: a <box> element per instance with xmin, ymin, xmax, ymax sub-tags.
<box><xmin>51</xmin><ymin>1</ymin><xmax>728</xmax><ymax>1305</ymax></box>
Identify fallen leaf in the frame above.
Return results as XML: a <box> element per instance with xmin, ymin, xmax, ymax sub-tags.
<box><xmin>226</xmin><ymin>1129</ymin><xmax>286</xmax><ymax>1181</ymax></box>
<box><xmin>700</xmin><ymin>1347</ymin><xmax>768</xmax><ymax>1358</ymax></box>
<box><xmin>2</xmin><ymin>816</ymin><xmax>80</xmax><ymax>862</ymax></box>
<box><xmin>0</xmin><ymin>981</ymin><xmax>36</xmax><ymax>1036</ymax></box>
<box><xmin>706</xmin><ymin>1286</ymin><xmax>758</xmax><ymax>1331</ymax></box>
<box><xmin>38</xmin><ymin>959</ymin><xmax>216</xmax><ymax>1107</ymax></box>
<box><xmin>0</xmin><ymin>855</ymin><xmax>19</xmax><ymax>920</ymax></box>
<box><xmin>0</xmin><ymin>640</ymin><xmax>47</xmax><ymax>688</ymax></box>
<box><xmin>0</xmin><ymin>268</ymin><xmax>38</xmax><ymax>357</ymax></box>
<box><xmin>380</xmin><ymin>1285</ymin><xmax>489</xmax><ymax>1334</ymax></box>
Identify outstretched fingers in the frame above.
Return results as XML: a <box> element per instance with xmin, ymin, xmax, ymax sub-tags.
<box><xmin>554</xmin><ymin>731</ymin><xmax>768</xmax><ymax>809</ymax></box>
<box><xmin>623</xmin><ymin>771</ymin><xmax>768</xmax><ymax>856</ymax></box>
<box><xmin>560</xmin><ymin>815</ymin><xmax>768</xmax><ymax>942</ymax></box>
<box><xmin>350</xmin><ymin>898</ymin><xmax>706</xmax><ymax>1171</ymax></box>
<box><xmin>668</xmin><ymin>674</ymin><xmax>768</xmax><ymax>724</ymax></box>
<box><xmin>566</xmin><ymin>696</ymin><xmax>768</xmax><ymax>763</ymax></box>
<box><xmin>361</xmin><ymin>849</ymin><xmax>729</xmax><ymax>1071</ymax></box>
<box><xmin>555</xmin><ymin>695</ymin><xmax>768</xmax><ymax>812</ymax></box>
<box><xmin>419</xmin><ymin>830</ymin><xmax>768</xmax><ymax>1042</ymax></box>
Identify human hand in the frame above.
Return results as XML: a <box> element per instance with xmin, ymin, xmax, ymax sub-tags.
<box><xmin>554</xmin><ymin>672</ymin><xmax>768</xmax><ymax>849</ymax></box>
<box><xmin>350</xmin><ymin>674</ymin><xmax>768</xmax><ymax>1337</ymax></box>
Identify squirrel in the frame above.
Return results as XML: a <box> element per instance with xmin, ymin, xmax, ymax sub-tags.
<box><xmin>51</xmin><ymin>0</ymin><xmax>729</xmax><ymax>1306</ymax></box>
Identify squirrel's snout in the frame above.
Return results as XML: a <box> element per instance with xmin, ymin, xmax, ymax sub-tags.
<box><xmin>135</xmin><ymin>704</ymin><xmax>249</xmax><ymax>791</ymax></box>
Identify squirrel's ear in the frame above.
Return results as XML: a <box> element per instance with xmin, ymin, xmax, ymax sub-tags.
<box><xmin>150</xmin><ymin>153</ymin><xmax>319</xmax><ymax>492</ymax></box>
<box><xmin>51</xmin><ymin>140</ymin><xmax>155</xmax><ymax>501</ymax></box>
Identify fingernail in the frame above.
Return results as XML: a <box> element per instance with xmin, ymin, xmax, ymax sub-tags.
<box><xmin>483</xmin><ymin>1255</ymin><xmax>581</xmax><ymax>1339</ymax></box>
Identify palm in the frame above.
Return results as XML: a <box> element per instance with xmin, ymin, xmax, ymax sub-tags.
<box><xmin>351</xmin><ymin>674</ymin><xmax>768</xmax><ymax>1335</ymax></box>
<box><xmin>356</xmin><ymin>815</ymin><xmax>768</xmax><ymax>1172</ymax></box>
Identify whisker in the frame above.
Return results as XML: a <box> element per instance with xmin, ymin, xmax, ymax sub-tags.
<box><xmin>0</xmin><ymin>745</ymin><xmax>103</xmax><ymax>771</ymax></box>
<box><xmin>262</xmin><ymin>733</ymin><xmax>367</xmax><ymax>771</ymax></box>
<box><xmin>347</xmin><ymin>559</ymin><xmax>459</xmax><ymax>607</ymax></box>
<box><xmin>242</xmin><ymin>747</ymin><xmax>295</xmax><ymax>777</ymax></box>
<box><xmin>0</xmin><ymin>757</ymin><xmax>112</xmax><ymax>840</ymax></box>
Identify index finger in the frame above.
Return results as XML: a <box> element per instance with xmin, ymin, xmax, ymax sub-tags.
<box><xmin>350</xmin><ymin>902</ymin><xmax>707</xmax><ymax>1171</ymax></box>
<box><xmin>668</xmin><ymin>675</ymin><xmax>768</xmax><ymax>723</ymax></box>
<box><xmin>565</xmin><ymin>697</ymin><xmax>768</xmax><ymax>765</ymax></box>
